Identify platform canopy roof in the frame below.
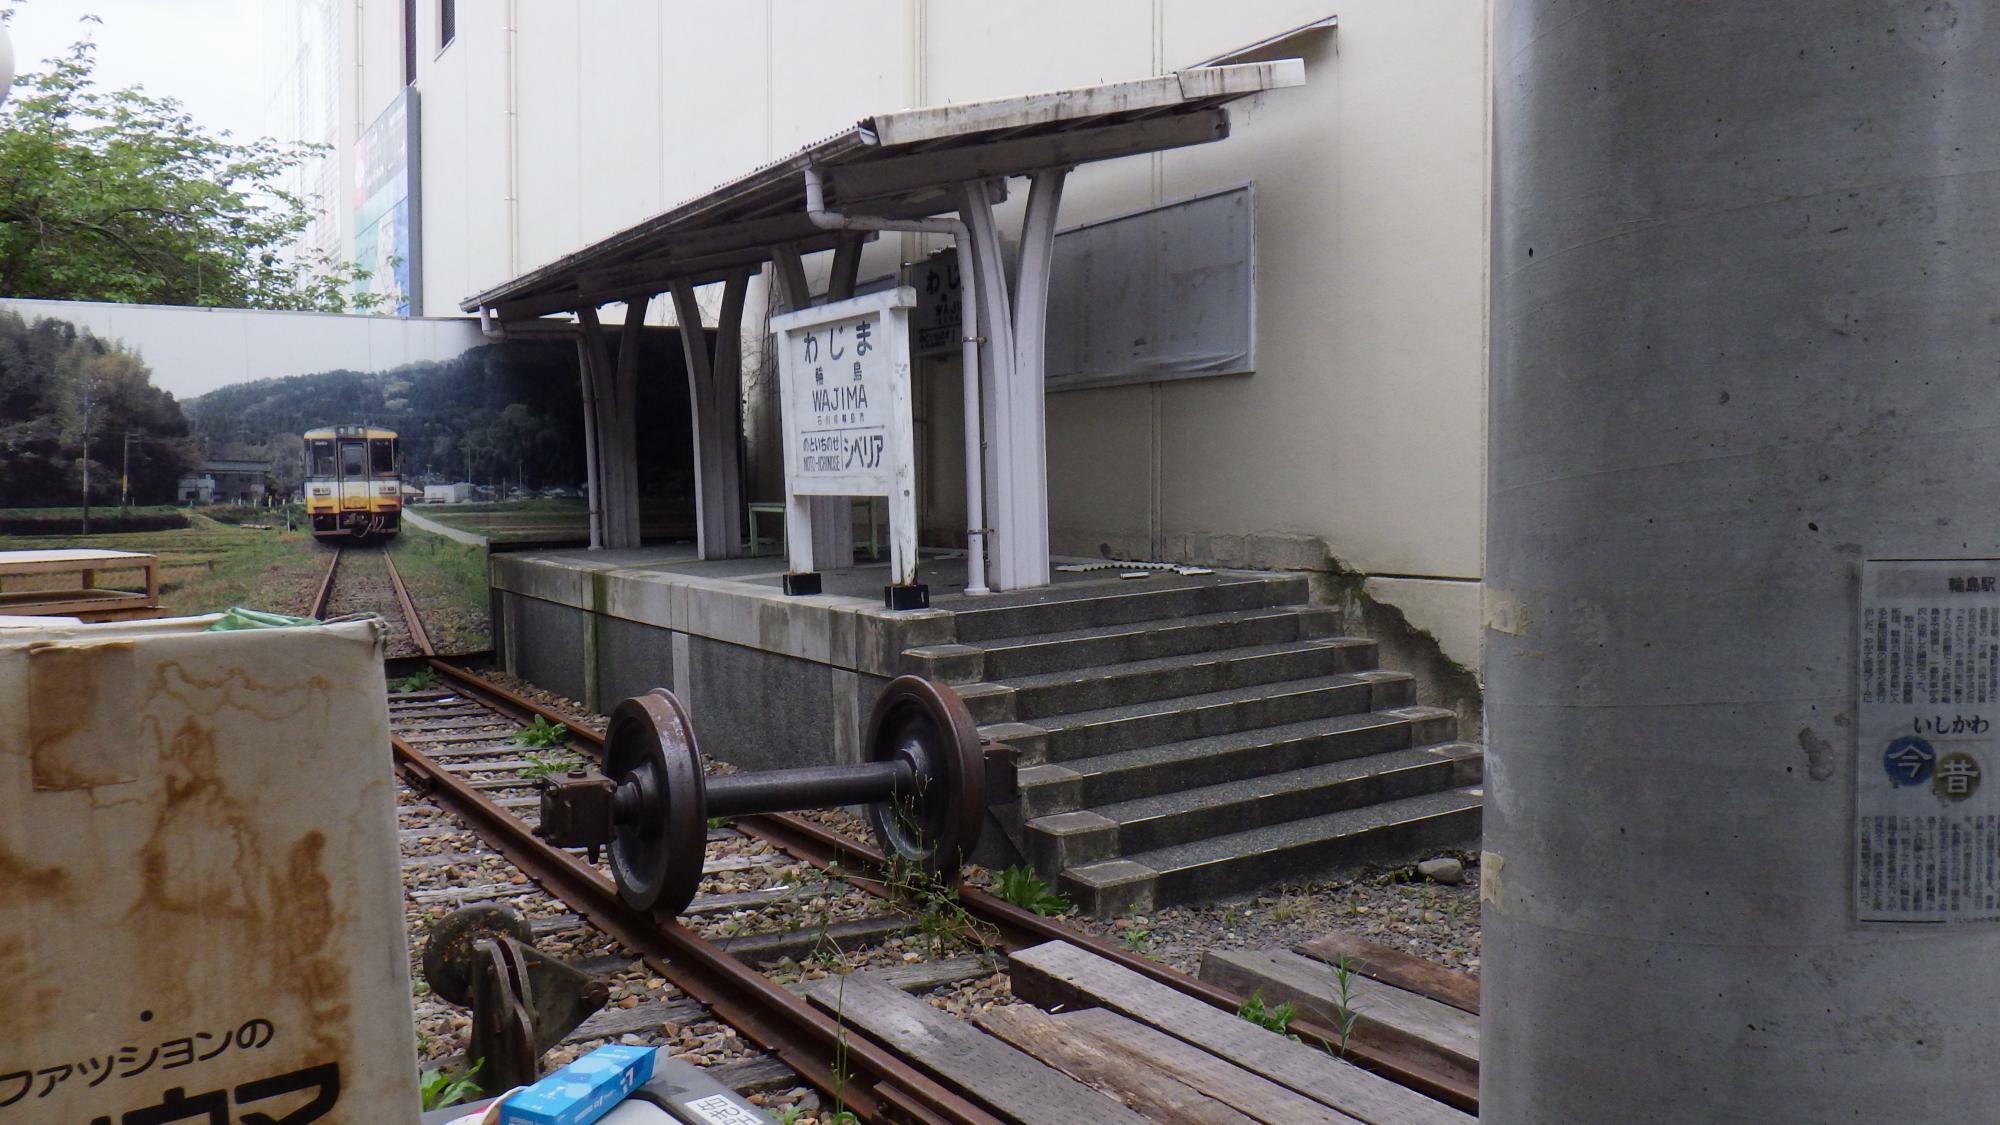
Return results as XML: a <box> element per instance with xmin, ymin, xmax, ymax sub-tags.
<box><xmin>460</xmin><ymin>60</ymin><xmax>1304</xmax><ymax>320</ymax></box>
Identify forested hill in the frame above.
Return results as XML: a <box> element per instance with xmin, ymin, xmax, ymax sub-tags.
<box><xmin>184</xmin><ymin>334</ymin><xmax>694</xmax><ymax>491</ymax></box>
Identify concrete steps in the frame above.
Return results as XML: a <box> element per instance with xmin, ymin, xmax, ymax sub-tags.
<box><xmin>916</xmin><ymin>570</ymin><xmax>1480</xmax><ymax>915</ymax></box>
<box><xmin>905</xmin><ymin>604</ymin><xmax>1342</xmax><ymax>681</ymax></box>
<box><xmin>1016</xmin><ymin>707</ymin><xmax>1461</xmax><ymax>817</ymax></box>
<box><xmin>949</xmin><ymin>575</ymin><xmax>1311</xmax><ymax>643</ymax></box>
<box><xmin>1058</xmin><ymin>785</ymin><xmax>1487</xmax><ymax>917</ymax></box>
<box><xmin>983</xmin><ymin>671</ymin><xmax>1416</xmax><ymax>762</ymax></box>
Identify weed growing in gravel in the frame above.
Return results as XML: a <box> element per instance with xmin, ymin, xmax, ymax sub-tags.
<box><xmin>1270</xmin><ymin>892</ymin><xmax>1309</xmax><ymax>924</ymax></box>
<box><xmin>884</xmin><ymin>854</ymin><xmax>997</xmax><ymax>956</ymax></box>
<box><xmin>994</xmin><ymin>865</ymin><xmax>1071</xmax><ymax>916</ymax></box>
<box><xmin>771</xmin><ymin>1106</ymin><xmax>808</xmax><ymax>1124</ymax></box>
<box><xmin>707</xmin><ymin>815</ymin><xmax>733</xmax><ymax>829</ymax></box>
<box><xmin>419</xmin><ymin>1061</ymin><xmax>482</xmax><ymax>1109</ymax></box>
<box><xmin>1119</xmin><ymin>926</ymin><xmax>1153</xmax><ymax>954</ymax></box>
<box><xmin>515</xmin><ymin>715</ymin><xmax>569</xmax><ymax>749</ymax></box>
<box><xmin>1236</xmin><ymin>990</ymin><xmax>1301</xmax><ymax>1041</ymax></box>
<box><xmin>1329</xmin><ymin>955</ymin><xmax>1364</xmax><ymax>1057</ymax></box>
<box><xmin>391</xmin><ymin>666</ymin><xmax>436</xmax><ymax>693</ymax></box>
<box><xmin>516</xmin><ymin>750</ymin><xmax>584</xmax><ymax>779</ymax></box>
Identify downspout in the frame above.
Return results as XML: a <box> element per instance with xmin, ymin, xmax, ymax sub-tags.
<box><xmin>477</xmin><ymin>305</ymin><xmax>504</xmax><ymax>339</ymax></box>
<box><xmin>802</xmin><ymin>164</ymin><xmax>989</xmax><ymax>595</ymax></box>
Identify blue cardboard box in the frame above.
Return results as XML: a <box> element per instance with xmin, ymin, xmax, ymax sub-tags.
<box><xmin>499</xmin><ymin>1045</ymin><xmax>657</xmax><ymax>1125</ymax></box>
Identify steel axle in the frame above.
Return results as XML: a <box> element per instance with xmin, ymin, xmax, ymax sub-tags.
<box><xmin>537</xmin><ymin>676</ymin><xmax>985</xmax><ymax>917</ymax></box>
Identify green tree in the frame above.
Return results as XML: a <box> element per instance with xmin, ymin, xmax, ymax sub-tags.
<box><xmin>0</xmin><ymin>28</ymin><xmax>375</xmax><ymax>311</ymax></box>
<box><xmin>0</xmin><ymin>311</ymin><xmax>197</xmax><ymax>507</ymax></box>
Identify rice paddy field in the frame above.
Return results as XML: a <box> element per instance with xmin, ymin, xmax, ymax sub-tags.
<box><xmin>0</xmin><ymin>508</ymin><xmax>492</xmax><ymax>651</ymax></box>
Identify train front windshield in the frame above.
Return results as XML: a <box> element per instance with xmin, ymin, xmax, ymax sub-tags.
<box><xmin>310</xmin><ymin>439</ymin><xmax>335</xmax><ymax>477</ymax></box>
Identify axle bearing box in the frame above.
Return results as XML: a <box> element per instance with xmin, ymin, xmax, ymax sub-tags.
<box><xmin>0</xmin><ymin>615</ymin><xmax>419</xmax><ymax>1122</ymax></box>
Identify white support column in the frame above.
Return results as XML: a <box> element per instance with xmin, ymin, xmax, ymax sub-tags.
<box><xmin>767</xmin><ymin>243</ymin><xmax>853</xmax><ymax>572</ymax></box>
<box><xmin>1005</xmin><ymin>169</ymin><xmax>1066</xmax><ymax>588</ymax></box>
<box><xmin>671</xmin><ymin>273</ymin><xmax>751</xmax><ymax>560</ymax></box>
<box><xmin>958</xmin><ymin>182</ymin><xmax>1020</xmax><ymax>587</ymax></box>
<box><xmin>577</xmin><ymin>303</ymin><xmax>644</xmax><ymax>549</ymax></box>
<box><xmin>573</xmin><ymin>335</ymin><xmax>604</xmax><ymax>549</ymax></box>
<box><xmin>612</xmin><ymin>296</ymin><xmax>648</xmax><ymax>548</ymax></box>
<box><xmin>827</xmin><ymin>231</ymin><xmax>866</xmax><ymax>301</ymax></box>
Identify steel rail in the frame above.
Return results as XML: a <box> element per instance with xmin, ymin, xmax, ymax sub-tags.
<box><xmin>379</xmin><ymin>550</ymin><xmax>437</xmax><ymax>657</ymax></box>
<box><xmin>309</xmin><ymin>546</ymin><xmax>342</xmax><ymax>619</ymax></box>
<box><xmin>737</xmin><ymin>813</ymin><xmax>1481</xmax><ymax>1113</ymax></box>
<box><xmin>391</xmin><ymin>730</ymin><xmax>1001</xmax><ymax>1125</ymax></box>
<box><xmin>411</xmin><ymin>665</ymin><xmax>1478</xmax><ymax>1114</ymax></box>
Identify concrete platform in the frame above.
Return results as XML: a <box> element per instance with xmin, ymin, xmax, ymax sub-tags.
<box><xmin>489</xmin><ymin>546</ymin><xmax>1274</xmax><ymax>771</ymax></box>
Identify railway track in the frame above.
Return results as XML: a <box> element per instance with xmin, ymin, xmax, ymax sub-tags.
<box><xmin>309</xmin><ymin>544</ymin><xmax>430</xmax><ymax>657</ymax></box>
<box><xmin>380</xmin><ymin>565</ymin><xmax>1476</xmax><ymax>1119</ymax></box>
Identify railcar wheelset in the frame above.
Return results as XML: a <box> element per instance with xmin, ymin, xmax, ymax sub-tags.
<box><xmin>536</xmin><ymin>675</ymin><xmax>987</xmax><ymax>917</ymax></box>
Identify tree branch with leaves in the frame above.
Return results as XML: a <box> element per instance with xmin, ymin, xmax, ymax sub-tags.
<box><xmin>0</xmin><ymin>27</ymin><xmax>379</xmax><ymax>311</ymax></box>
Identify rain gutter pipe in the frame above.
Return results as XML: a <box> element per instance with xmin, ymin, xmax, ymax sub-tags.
<box><xmin>802</xmin><ymin>164</ymin><xmax>989</xmax><ymax>596</ymax></box>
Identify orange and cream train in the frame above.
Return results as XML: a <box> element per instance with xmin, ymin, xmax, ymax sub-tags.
<box><xmin>302</xmin><ymin>425</ymin><xmax>401</xmax><ymax>540</ymax></box>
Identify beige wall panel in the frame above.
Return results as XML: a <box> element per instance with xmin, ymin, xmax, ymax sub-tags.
<box><xmin>659</xmin><ymin>4</ymin><xmax>771</xmax><ymax>205</ymax></box>
<box><xmin>514</xmin><ymin>5</ymin><xmax>585</xmax><ymax>272</ymax></box>
<box><xmin>767</xmin><ymin>1</ymin><xmax>908</xmax><ymax>153</ymax></box>
<box><xmin>922</xmin><ymin>0</ymin><xmax>1156</xmax><ymax>103</ymax></box>
<box><xmin>1160</xmin><ymin>0</ymin><xmax>1339</xmax><ymax>66</ymax></box>
<box><xmin>578</xmin><ymin>1</ymin><xmax>668</xmax><ymax>246</ymax></box>
<box><xmin>455</xmin><ymin>13</ymin><xmax>513</xmax><ymax>298</ymax></box>
<box><xmin>420</xmin><ymin>28</ymin><xmax>472</xmax><ymax>314</ymax></box>
<box><xmin>1153</xmin><ymin>2</ymin><xmax>1486</xmax><ymax>580</ymax></box>
<box><xmin>1048</xmin><ymin>384</ymin><xmax>1156</xmax><ymax>557</ymax></box>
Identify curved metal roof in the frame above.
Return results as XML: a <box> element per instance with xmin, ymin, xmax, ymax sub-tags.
<box><xmin>461</xmin><ymin>60</ymin><xmax>1305</xmax><ymax>320</ymax></box>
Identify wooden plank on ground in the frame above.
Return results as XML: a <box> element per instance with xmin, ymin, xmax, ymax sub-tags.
<box><xmin>565</xmin><ymin>996</ymin><xmax>707</xmax><ymax>1042</ymax></box>
<box><xmin>1202</xmin><ymin>949</ymin><xmax>1478</xmax><ymax>1069</ymax></box>
<box><xmin>781</xmin><ymin>955</ymin><xmax>1000</xmax><ymax>997</ymax></box>
<box><xmin>1008</xmin><ymin>941</ymin><xmax>1470</xmax><ymax>1125</ymax></box>
<box><xmin>1295</xmin><ymin>933</ymin><xmax>1481</xmax><ymax>1015</ymax></box>
<box><xmin>720</xmin><ymin>915</ymin><xmax>909</xmax><ymax>966</ymax></box>
<box><xmin>806</xmin><ymin>972</ymin><xmax>1147</xmax><ymax>1125</ymax></box>
<box><xmin>975</xmin><ymin>1004</ymin><xmax>1259</xmax><ymax>1124</ymax></box>
<box><xmin>1059</xmin><ymin>1007</ymin><xmax>1358</xmax><ymax>1125</ymax></box>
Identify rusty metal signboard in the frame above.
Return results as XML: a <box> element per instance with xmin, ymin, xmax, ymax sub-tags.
<box><xmin>1858</xmin><ymin>559</ymin><xmax>2000</xmax><ymax>921</ymax></box>
<box><xmin>0</xmin><ymin>616</ymin><xmax>418</xmax><ymax>1120</ymax></box>
<box><xmin>771</xmin><ymin>287</ymin><xmax>918</xmax><ymax>587</ymax></box>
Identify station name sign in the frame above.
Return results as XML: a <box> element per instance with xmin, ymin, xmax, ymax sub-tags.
<box><xmin>772</xmin><ymin>288</ymin><xmax>919</xmax><ymax>588</ymax></box>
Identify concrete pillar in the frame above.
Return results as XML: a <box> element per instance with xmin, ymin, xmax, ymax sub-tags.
<box><xmin>1488</xmin><ymin>2</ymin><xmax>2000</xmax><ymax>1119</ymax></box>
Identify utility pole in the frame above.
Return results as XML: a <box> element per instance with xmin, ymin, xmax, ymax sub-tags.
<box><xmin>120</xmin><ymin>430</ymin><xmax>132</xmax><ymax>510</ymax></box>
<box><xmin>78</xmin><ymin>385</ymin><xmax>92</xmax><ymax>535</ymax></box>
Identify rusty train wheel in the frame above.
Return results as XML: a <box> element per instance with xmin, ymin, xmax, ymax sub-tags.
<box><xmin>863</xmin><ymin>676</ymin><xmax>985</xmax><ymax>880</ymax></box>
<box><xmin>605</xmin><ymin>689</ymin><xmax>707</xmax><ymax>917</ymax></box>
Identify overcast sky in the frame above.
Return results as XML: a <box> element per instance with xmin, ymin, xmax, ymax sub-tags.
<box><xmin>7</xmin><ymin>1</ymin><xmax>270</xmax><ymax>143</ymax></box>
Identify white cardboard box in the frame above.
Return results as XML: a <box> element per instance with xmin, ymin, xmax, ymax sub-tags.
<box><xmin>0</xmin><ymin>616</ymin><xmax>419</xmax><ymax>1122</ymax></box>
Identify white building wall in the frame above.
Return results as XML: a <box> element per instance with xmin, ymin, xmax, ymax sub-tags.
<box><xmin>334</xmin><ymin>1</ymin><xmax>1489</xmax><ymax>668</ymax></box>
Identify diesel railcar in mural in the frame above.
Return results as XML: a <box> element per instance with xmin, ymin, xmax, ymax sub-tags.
<box><xmin>303</xmin><ymin>425</ymin><xmax>401</xmax><ymax>540</ymax></box>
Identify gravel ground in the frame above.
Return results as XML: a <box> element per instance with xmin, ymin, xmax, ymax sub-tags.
<box><xmin>1045</xmin><ymin>856</ymin><xmax>1482</xmax><ymax>978</ymax></box>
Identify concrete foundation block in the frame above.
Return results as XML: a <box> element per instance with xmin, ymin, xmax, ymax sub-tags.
<box><xmin>1060</xmin><ymin>859</ymin><xmax>1159</xmax><ymax>918</ymax></box>
<box><xmin>1028</xmin><ymin>810</ymin><xmax>1120</xmax><ymax>873</ymax></box>
<box><xmin>899</xmin><ymin>643</ymin><xmax>986</xmax><ymax>683</ymax></box>
<box><xmin>980</xmin><ymin>721</ymin><xmax>1049</xmax><ymax>764</ymax></box>
<box><xmin>1016</xmin><ymin>763</ymin><xmax>1085</xmax><ymax>819</ymax></box>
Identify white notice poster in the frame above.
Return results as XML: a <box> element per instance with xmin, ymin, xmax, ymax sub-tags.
<box><xmin>1857</xmin><ymin>559</ymin><xmax>2000</xmax><ymax>922</ymax></box>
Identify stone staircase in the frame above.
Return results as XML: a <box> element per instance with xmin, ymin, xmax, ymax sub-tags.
<box><xmin>904</xmin><ymin>573</ymin><xmax>1482</xmax><ymax>916</ymax></box>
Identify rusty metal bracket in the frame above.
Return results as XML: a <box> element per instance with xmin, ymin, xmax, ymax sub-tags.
<box><xmin>422</xmin><ymin>904</ymin><xmax>610</xmax><ymax>1093</ymax></box>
